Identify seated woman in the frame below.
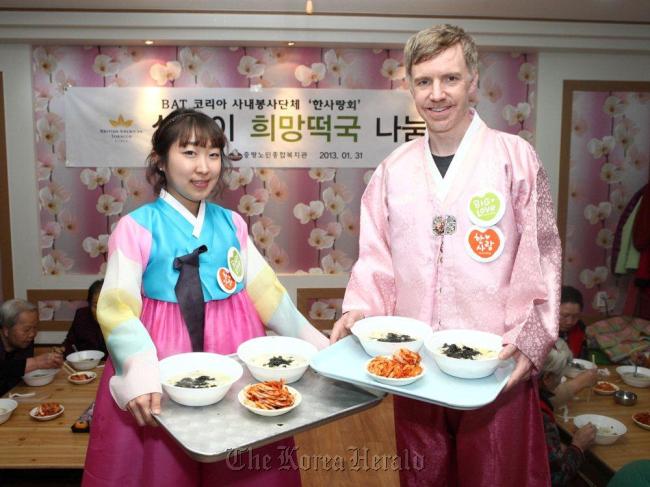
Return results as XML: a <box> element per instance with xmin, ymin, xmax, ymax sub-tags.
<box><xmin>549</xmin><ymin>338</ymin><xmax>598</xmax><ymax>409</ymax></box>
<box><xmin>0</xmin><ymin>299</ymin><xmax>63</xmax><ymax>395</ymax></box>
<box><xmin>539</xmin><ymin>341</ymin><xmax>596</xmax><ymax>487</ymax></box>
<box><xmin>62</xmin><ymin>280</ymin><xmax>107</xmax><ymax>357</ymax></box>
<box><xmin>559</xmin><ymin>285</ymin><xmax>587</xmax><ymax>359</ymax></box>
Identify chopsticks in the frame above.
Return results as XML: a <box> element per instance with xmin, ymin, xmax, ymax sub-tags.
<box><xmin>587</xmin><ymin>353</ymin><xmax>596</xmax><ymax>403</ymax></box>
<box><xmin>62</xmin><ymin>362</ymin><xmax>77</xmax><ymax>375</ymax></box>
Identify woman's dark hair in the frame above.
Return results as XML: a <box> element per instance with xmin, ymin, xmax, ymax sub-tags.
<box><xmin>561</xmin><ymin>285</ymin><xmax>584</xmax><ymax>310</ymax></box>
<box><xmin>87</xmin><ymin>279</ymin><xmax>104</xmax><ymax>304</ymax></box>
<box><xmin>145</xmin><ymin>108</ymin><xmax>231</xmax><ymax>197</ymax></box>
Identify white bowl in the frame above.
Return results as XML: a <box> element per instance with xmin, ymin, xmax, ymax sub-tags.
<box><xmin>66</xmin><ymin>350</ymin><xmax>105</xmax><ymax>371</ymax></box>
<box><xmin>425</xmin><ymin>329</ymin><xmax>503</xmax><ymax>379</ymax></box>
<box><xmin>29</xmin><ymin>403</ymin><xmax>65</xmax><ymax>421</ymax></box>
<box><xmin>159</xmin><ymin>352</ymin><xmax>243</xmax><ymax>407</ymax></box>
<box><xmin>237</xmin><ymin>336</ymin><xmax>318</xmax><ymax>384</ymax></box>
<box><xmin>365</xmin><ymin>357</ymin><xmax>425</xmax><ymax>386</ymax></box>
<box><xmin>67</xmin><ymin>371</ymin><xmax>97</xmax><ymax>385</ymax></box>
<box><xmin>238</xmin><ymin>384</ymin><xmax>302</xmax><ymax>417</ymax></box>
<box><xmin>616</xmin><ymin>366</ymin><xmax>650</xmax><ymax>388</ymax></box>
<box><xmin>22</xmin><ymin>368</ymin><xmax>59</xmax><ymax>386</ymax></box>
<box><xmin>351</xmin><ymin>316</ymin><xmax>433</xmax><ymax>357</ymax></box>
<box><xmin>574</xmin><ymin>414</ymin><xmax>627</xmax><ymax>445</ymax></box>
<box><xmin>0</xmin><ymin>399</ymin><xmax>18</xmax><ymax>425</ymax></box>
<box><xmin>564</xmin><ymin>358</ymin><xmax>597</xmax><ymax>379</ymax></box>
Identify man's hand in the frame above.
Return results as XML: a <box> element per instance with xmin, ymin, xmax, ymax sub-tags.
<box><xmin>499</xmin><ymin>344</ymin><xmax>533</xmax><ymax>392</ymax></box>
<box><xmin>127</xmin><ymin>392</ymin><xmax>162</xmax><ymax>427</ymax></box>
<box><xmin>330</xmin><ymin>310</ymin><xmax>365</xmax><ymax>344</ymax></box>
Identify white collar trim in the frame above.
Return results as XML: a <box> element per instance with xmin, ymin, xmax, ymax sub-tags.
<box><xmin>159</xmin><ymin>189</ymin><xmax>205</xmax><ymax>238</ymax></box>
<box><xmin>423</xmin><ymin>109</ymin><xmax>482</xmax><ymax>200</ymax></box>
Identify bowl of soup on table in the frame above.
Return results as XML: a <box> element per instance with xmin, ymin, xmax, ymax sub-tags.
<box><xmin>0</xmin><ymin>399</ymin><xmax>18</xmax><ymax>425</ymax></box>
<box><xmin>22</xmin><ymin>368</ymin><xmax>59</xmax><ymax>386</ymax></box>
<box><xmin>616</xmin><ymin>366</ymin><xmax>650</xmax><ymax>388</ymax></box>
<box><xmin>574</xmin><ymin>414</ymin><xmax>626</xmax><ymax>445</ymax></box>
<box><xmin>66</xmin><ymin>350</ymin><xmax>105</xmax><ymax>371</ymax></box>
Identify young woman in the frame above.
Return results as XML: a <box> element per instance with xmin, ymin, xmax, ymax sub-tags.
<box><xmin>83</xmin><ymin>109</ymin><xmax>327</xmax><ymax>487</ymax></box>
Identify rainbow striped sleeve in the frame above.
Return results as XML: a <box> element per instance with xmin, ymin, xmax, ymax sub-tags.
<box><xmin>97</xmin><ymin>214</ymin><xmax>161</xmax><ymax>410</ymax></box>
<box><xmin>232</xmin><ymin>213</ymin><xmax>328</xmax><ymax>350</ymax></box>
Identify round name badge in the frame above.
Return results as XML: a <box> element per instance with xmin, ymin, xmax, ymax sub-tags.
<box><xmin>465</xmin><ymin>225</ymin><xmax>505</xmax><ymax>263</ymax></box>
<box><xmin>227</xmin><ymin>247</ymin><xmax>244</xmax><ymax>283</ymax></box>
<box><xmin>467</xmin><ymin>190</ymin><xmax>506</xmax><ymax>227</ymax></box>
<box><xmin>217</xmin><ymin>267</ymin><xmax>237</xmax><ymax>294</ymax></box>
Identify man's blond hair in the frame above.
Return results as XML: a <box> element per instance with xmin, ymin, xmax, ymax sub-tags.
<box><xmin>404</xmin><ymin>24</ymin><xmax>478</xmax><ymax>79</ymax></box>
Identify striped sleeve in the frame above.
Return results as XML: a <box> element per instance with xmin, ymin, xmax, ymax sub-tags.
<box><xmin>233</xmin><ymin>213</ymin><xmax>328</xmax><ymax>350</ymax></box>
<box><xmin>97</xmin><ymin>215</ymin><xmax>161</xmax><ymax>410</ymax></box>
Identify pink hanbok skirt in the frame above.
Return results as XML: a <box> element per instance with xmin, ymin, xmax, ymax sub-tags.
<box><xmin>83</xmin><ymin>291</ymin><xmax>301</xmax><ymax>487</ymax></box>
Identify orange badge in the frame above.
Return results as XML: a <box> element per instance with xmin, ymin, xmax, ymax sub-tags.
<box><xmin>217</xmin><ymin>267</ymin><xmax>237</xmax><ymax>294</ymax></box>
<box><xmin>465</xmin><ymin>226</ymin><xmax>505</xmax><ymax>263</ymax></box>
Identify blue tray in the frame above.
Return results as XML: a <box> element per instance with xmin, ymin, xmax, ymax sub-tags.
<box><xmin>311</xmin><ymin>336</ymin><xmax>515</xmax><ymax>410</ymax></box>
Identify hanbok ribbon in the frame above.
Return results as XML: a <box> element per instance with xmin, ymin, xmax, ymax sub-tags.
<box><xmin>174</xmin><ymin>245</ymin><xmax>208</xmax><ymax>352</ymax></box>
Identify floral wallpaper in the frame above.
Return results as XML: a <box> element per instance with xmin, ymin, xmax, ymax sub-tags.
<box><xmin>563</xmin><ymin>90</ymin><xmax>650</xmax><ymax>313</ymax></box>
<box><xmin>32</xmin><ymin>45</ymin><xmax>536</xmax><ymax>277</ymax></box>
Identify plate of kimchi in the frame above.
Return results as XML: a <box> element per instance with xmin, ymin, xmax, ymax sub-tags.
<box><xmin>593</xmin><ymin>381</ymin><xmax>620</xmax><ymax>395</ymax></box>
<box><xmin>632</xmin><ymin>411</ymin><xmax>650</xmax><ymax>431</ymax></box>
<box><xmin>238</xmin><ymin>380</ymin><xmax>302</xmax><ymax>417</ymax></box>
<box><xmin>366</xmin><ymin>348</ymin><xmax>425</xmax><ymax>386</ymax></box>
<box><xmin>29</xmin><ymin>402</ymin><xmax>64</xmax><ymax>421</ymax></box>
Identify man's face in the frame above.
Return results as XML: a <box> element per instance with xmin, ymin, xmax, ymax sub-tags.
<box><xmin>559</xmin><ymin>302</ymin><xmax>581</xmax><ymax>333</ymax></box>
<box><xmin>3</xmin><ymin>310</ymin><xmax>38</xmax><ymax>350</ymax></box>
<box><xmin>409</xmin><ymin>43</ymin><xmax>477</xmax><ymax>139</ymax></box>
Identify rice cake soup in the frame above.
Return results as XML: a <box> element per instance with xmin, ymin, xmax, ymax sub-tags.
<box><xmin>368</xmin><ymin>331</ymin><xmax>417</xmax><ymax>343</ymax></box>
<box><xmin>251</xmin><ymin>354</ymin><xmax>308</xmax><ymax>369</ymax></box>
<box><xmin>168</xmin><ymin>371</ymin><xmax>231</xmax><ymax>389</ymax></box>
<box><xmin>440</xmin><ymin>343</ymin><xmax>498</xmax><ymax>360</ymax></box>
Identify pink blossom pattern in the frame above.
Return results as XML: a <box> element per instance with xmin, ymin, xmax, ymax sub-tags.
<box><xmin>563</xmin><ymin>90</ymin><xmax>649</xmax><ymax>313</ymax></box>
<box><xmin>31</xmin><ymin>46</ymin><xmax>537</xmax><ymax>274</ymax></box>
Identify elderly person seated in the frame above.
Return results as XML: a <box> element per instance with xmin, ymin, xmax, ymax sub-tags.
<box><xmin>549</xmin><ymin>338</ymin><xmax>598</xmax><ymax>409</ymax></box>
<box><xmin>539</xmin><ymin>341</ymin><xmax>596</xmax><ymax>487</ymax></box>
<box><xmin>0</xmin><ymin>299</ymin><xmax>63</xmax><ymax>395</ymax></box>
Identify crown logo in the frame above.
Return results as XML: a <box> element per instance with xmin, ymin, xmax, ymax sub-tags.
<box><xmin>109</xmin><ymin>114</ymin><xmax>133</xmax><ymax>127</ymax></box>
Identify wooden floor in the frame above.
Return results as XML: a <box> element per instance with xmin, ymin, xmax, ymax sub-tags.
<box><xmin>295</xmin><ymin>395</ymin><xmax>399</xmax><ymax>487</ymax></box>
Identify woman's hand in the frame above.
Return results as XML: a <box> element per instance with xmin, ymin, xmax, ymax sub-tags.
<box><xmin>127</xmin><ymin>392</ymin><xmax>162</xmax><ymax>427</ymax></box>
<box><xmin>330</xmin><ymin>310</ymin><xmax>365</xmax><ymax>344</ymax></box>
<box><xmin>572</xmin><ymin>423</ymin><xmax>597</xmax><ymax>452</ymax></box>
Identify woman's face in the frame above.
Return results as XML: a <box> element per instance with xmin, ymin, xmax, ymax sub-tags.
<box><xmin>559</xmin><ymin>302</ymin><xmax>581</xmax><ymax>333</ymax></box>
<box><xmin>90</xmin><ymin>293</ymin><xmax>100</xmax><ymax>321</ymax></box>
<box><xmin>162</xmin><ymin>136</ymin><xmax>221</xmax><ymax>215</ymax></box>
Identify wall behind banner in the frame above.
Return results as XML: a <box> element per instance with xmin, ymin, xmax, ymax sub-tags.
<box><xmin>33</xmin><ymin>45</ymin><xmax>536</xmax><ymax>275</ymax></box>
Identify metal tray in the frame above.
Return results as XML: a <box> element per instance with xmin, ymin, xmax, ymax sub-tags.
<box><xmin>155</xmin><ymin>355</ymin><xmax>383</xmax><ymax>462</ymax></box>
<box><xmin>311</xmin><ymin>336</ymin><xmax>514</xmax><ymax>410</ymax></box>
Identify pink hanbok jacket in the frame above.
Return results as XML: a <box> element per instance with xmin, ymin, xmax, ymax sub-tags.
<box><xmin>343</xmin><ymin>112</ymin><xmax>561</xmax><ymax>368</ymax></box>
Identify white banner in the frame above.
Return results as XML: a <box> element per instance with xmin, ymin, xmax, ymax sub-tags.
<box><xmin>64</xmin><ymin>87</ymin><xmax>425</xmax><ymax>168</ymax></box>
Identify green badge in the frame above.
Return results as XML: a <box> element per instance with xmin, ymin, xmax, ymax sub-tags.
<box><xmin>227</xmin><ymin>247</ymin><xmax>244</xmax><ymax>283</ymax></box>
<box><xmin>468</xmin><ymin>190</ymin><xmax>505</xmax><ymax>227</ymax></box>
